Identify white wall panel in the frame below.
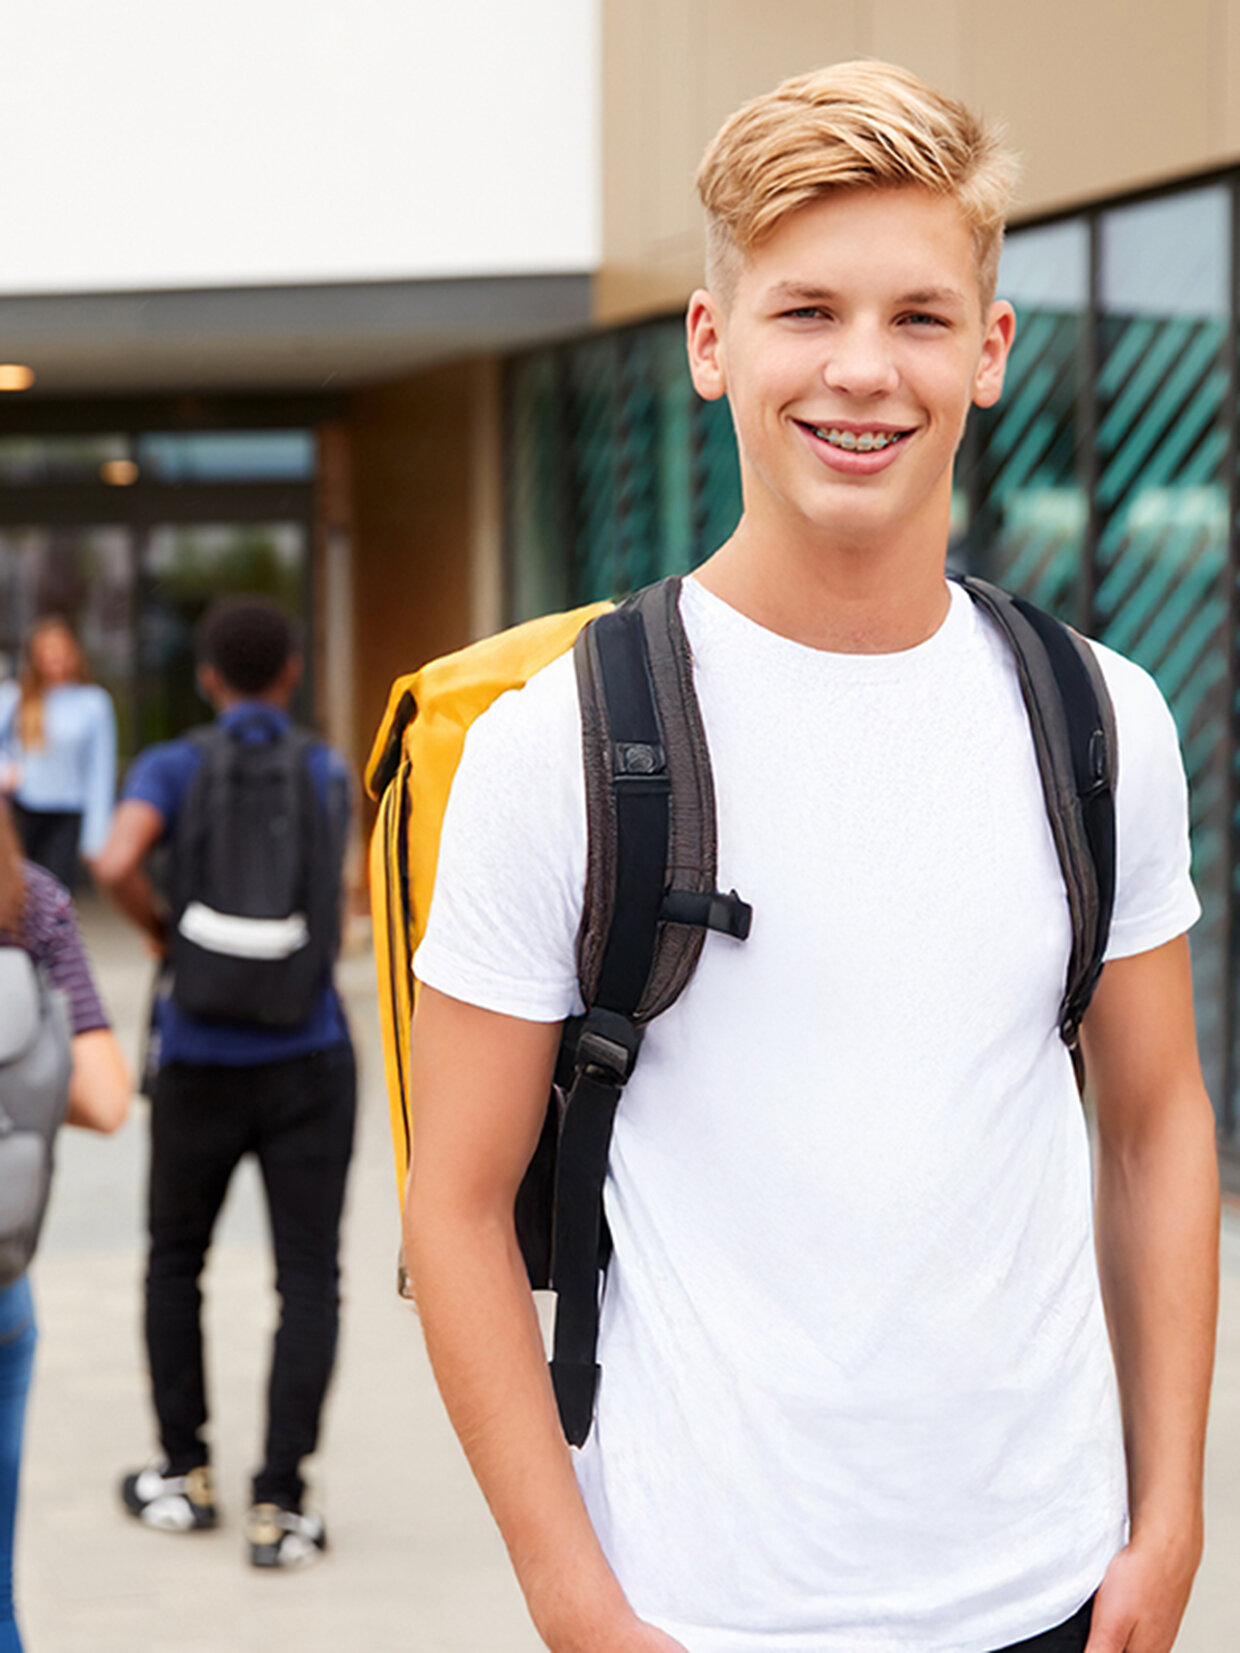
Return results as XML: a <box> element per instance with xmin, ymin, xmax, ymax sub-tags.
<box><xmin>0</xmin><ymin>0</ymin><xmax>600</xmax><ymax>293</ymax></box>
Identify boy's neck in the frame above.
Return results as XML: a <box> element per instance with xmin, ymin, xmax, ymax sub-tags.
<box><xmin>694</xmin><ymin>515</ymin><xmax>952</xmax><ymax>655</ymax></box>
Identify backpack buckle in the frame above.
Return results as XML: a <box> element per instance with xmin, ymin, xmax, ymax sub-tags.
<box><xmin>612</xmin><ymin>741</ymin><xmax>666</xmax><ymax>779</ymax></box>
<box><xmin>573</xmin><ymin>1006</ymin><xmax>644</xmax><ymax>1085</ymax></box>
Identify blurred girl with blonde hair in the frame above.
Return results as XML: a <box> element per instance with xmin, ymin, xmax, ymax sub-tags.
<box><xmin>0</xmin><ymin>618</ymin><xmax>117</xmax><ymax>890</ymax></box>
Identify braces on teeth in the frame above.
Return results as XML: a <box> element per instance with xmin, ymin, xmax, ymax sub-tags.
<box><xmin>811</xmin><ymin>427</ymin><xmax>905</xmax><ymax>451</ymax></box>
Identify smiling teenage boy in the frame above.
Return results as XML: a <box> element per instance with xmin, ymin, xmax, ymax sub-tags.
<box><xmin>404</xmin><ymin>63</ymin><xmax>1218</xmax><ymax>1653</ymax></box>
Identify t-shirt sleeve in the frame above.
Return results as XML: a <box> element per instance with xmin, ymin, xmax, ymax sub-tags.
<box><xmin>121</xmin><ymin>740</ymin><xmax>195</xmax><ymax>834</ymax></box>
<box><xmin>20</xmin><ymin>865</ymin><xmax>109</xmax><ymax>1034</ymax></box>
<box><xmin>412</xmin><ymin>654</ymin><xmax>587</xmax><ymax>1024</ymax></box>
<box><xmin>1099</xmin><ymin>647</ymin><xmax>1201</xmax><ymax>960</ymax></box>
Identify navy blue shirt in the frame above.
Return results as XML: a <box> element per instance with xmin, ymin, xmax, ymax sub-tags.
<box><xmin>123</xmin><ymin>704</ymin><xmax>352</xmax><ymax>1067</ymax></box>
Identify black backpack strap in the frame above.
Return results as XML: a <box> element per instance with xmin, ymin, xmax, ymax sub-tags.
<box><xmin>549</xmin><ymin>576</ymin><xmax>750</xmax><ymax>1445</ymax></box>
<box><xmin>170</xmin><ymin>723</ymin><xmax>228</xmax><ymax>916</ymax></box>
<box><xmin>957</xmin><ymin>575</ymin><xmax>1117</xmax><ymax>1055</ymax></box>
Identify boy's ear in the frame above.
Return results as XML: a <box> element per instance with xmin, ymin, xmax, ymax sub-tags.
<box><xmin>686</xmin><ymin>290</ymin><xmax>728</xmax><ymax>401</ymax></box>
<box><xmin>197</xmin><ymin>663</ymin><xmax>222</xmax><ymax>708</ymax></box>
<box><xmin>279</xmin><ymin>654</ymin><xmax>304</xmax><ymax>698</ymax></box>
<box><xmin>972</xmin><ymin>300</ymin><xmax>1017</xmax><ymax>410</ymax></box>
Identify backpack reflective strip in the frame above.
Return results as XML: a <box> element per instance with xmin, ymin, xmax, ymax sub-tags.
<box><xmin>177</xmin><ymin>902</ymin><xmax>310</xmax><ymax>960</ymax></box>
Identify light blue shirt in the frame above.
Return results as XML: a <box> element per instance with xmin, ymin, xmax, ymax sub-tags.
<box><xmin>0</xmin><ymin>680</ymin><xmax>117</xmax><ymax>857</ymax></box>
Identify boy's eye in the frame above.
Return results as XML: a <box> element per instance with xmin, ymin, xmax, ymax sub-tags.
<box><xmin>783</xmin><ymin>306</ymin><xmax>829</xmax><ymax>321</ymax></box>
<box><xmin>901</xmin><ymin>312</ymin><xmax>950</xmax><ymax>329</ymax></box>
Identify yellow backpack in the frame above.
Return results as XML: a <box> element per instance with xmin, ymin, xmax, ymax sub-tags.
<box><xmin>364</xmin><ymin>598</ymin><xmax>611</xmax><ymax>1198</ymax></box>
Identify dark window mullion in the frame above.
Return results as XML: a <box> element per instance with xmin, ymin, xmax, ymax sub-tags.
<box><xmin>1222</xmin><ymin>175</ymin><xmax>1240</xmax><ymax>1143</ymax></box>
<box><xmin>1080</xmin><ymin>213</ymin><xmax>1102</xmax><ymax>639</ymax></box>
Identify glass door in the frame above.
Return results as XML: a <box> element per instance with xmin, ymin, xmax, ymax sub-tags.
<box><xmin>0</xmin><ymin>424</ymin><xmax>317</xmax><ymax>766</ymax></box>
<box><xmin>137</xmin><ymin>520</ymin><xmax>310</xmax><ymax>748</ymax></box>
<box><xmin>0</xmin><ymin>524</ymin><xmax>138</xmax><ymax>758</ymax></box>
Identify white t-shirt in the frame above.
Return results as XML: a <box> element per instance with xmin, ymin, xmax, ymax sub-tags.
<box><xmin>415</xmin><ymin>577</ymin><xmax>1200</xmax><ymax>1653</ymax></box>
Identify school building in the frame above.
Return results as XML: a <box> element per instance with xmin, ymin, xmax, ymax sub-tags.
<box><xmin>3</xmin><ymin>0</ymin><xmax>1240</xmax><ymax>1159</ymax></box>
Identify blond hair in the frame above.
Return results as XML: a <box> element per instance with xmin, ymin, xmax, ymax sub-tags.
<box><xmin>18</xmin><ymin>617</ymin><xmax>87</xmax><ymax>751</ymax></box>
<box><xmin>696</xmin><ymin>61</ymin><xmax>1018</xmax><ymax>307</ymax></box>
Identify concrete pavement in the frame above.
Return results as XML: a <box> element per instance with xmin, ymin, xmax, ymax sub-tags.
<box><xmin>17</xmin><ymin>899</ymin><xmax>1240</xmax><ymax>1650</ymax></box>
<box><xmin>23</xmin><ymin>900</ymin><xmax>541</xmax><ymax>1653</ymax></box>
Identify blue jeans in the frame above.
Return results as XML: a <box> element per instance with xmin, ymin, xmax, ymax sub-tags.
<box><xmin>0</xmin><ymin>1277</ymin><xmax>36</xmax><ymax>1653</ymax></box>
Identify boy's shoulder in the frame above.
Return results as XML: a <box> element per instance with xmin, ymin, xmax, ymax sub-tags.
<box><xmin>308</xmin><ymin>736</ymin><xmax>351</xmax><ymax>787</ymax></box>
<box><xmin>1085</xmin><ymin>634</ymin><xmax>1180</xmax><ymax>749</ymax></box>
<box><xmin>121</xmin><ymin>734</ymin><xmax>202</xmax><ymax>824</ymax></box>
<box><xmin>464</xmin><ymin>645</ymin><xmax>582</xmax><ymax>764</ymax></box>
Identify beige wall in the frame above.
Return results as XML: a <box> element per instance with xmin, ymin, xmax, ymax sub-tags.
<box><xmin>598</xmin><ymin>0</ymin><xmax>1240</xmax><ymax>324</ymax></box>
<box><xmin>347</xmin><ymin>360</ymin><xmax>504</xmax><ymax>803</ymax></box>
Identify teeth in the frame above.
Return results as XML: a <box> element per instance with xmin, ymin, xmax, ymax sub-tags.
<box><xmin>811</xmin><ymin>426</ymin><xmax>904</xmax><ymax>452</ymax></box>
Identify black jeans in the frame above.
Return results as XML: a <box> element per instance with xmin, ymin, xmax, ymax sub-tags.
<box><xmin>11</xmin><ymin>803</ymin><xmax>81</xmax><ymax>891</ymax></box>
<box><xmin>145</xmin><ymin>1046</ymin><xmax>356</xmax><ymax>1510</ymax></box>
<box><xmin>993</xmin><ymin>1596</ymin><xmax>1094</xmax><ymax>1652</ymax></box>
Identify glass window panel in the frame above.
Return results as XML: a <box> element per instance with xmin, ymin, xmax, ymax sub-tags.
<box><xmin>566</xmin><ymin>336</ymin><xmax>624</xmax><ymax>605</ymax></box>
<box><xmin>505</xmin><ymin>355</ymin><xmax>571</xmax><ymax>624</ymax></box>
<box><xmin>997</xmin><ymin>219</ymin><xmax>1089</xmax><ymax>311</ymax></box>
<box><xmin>0</xmin><ymin>525</ymin><xmax>137</xmax><ymax>760</ymax></box>
<box><xmin>967</xmin><ymin>218</ymin><xmax>1089</xmax><ymax>619</ymax></box>
<box><xmin>1100</xmin><ymin>186</ymin><xmax>1229</xmax><ymax>319</ymax></box>
<box><xmin>138</xmin><ymin>522</ymin><xmax>306</xmax><ymax>747</ymax></box>
<box><xmin>1096</xmin><ymin>183</ymin><xmax>1230</xmax><ymax>1106</ymax></box>
<box><xmin>136</xmin><ymin>431</ymin><xmax>315</xmax><ymax>482</ymax></box>
<box><xmin>504</xmin><ymin>321</ymin><xmax>742</xmax><ymax>621</ymax></box>
<box><xmin>0</xmin><ymin>435</ymin><xmax>129</xmax><ymax>485</ymax></box>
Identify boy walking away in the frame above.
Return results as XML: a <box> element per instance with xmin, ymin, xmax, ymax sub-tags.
<box><xmin>96</xmin><ymin>598</ymin><xmax>355</xmax><ymax>1571</ymax></box>
<box><xmin>400</xmin><ymin>64</ymin><xmax>1219</xmax><ymax>1653</ymax></box>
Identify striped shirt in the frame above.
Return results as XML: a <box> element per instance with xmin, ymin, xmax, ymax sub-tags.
<box><xmin>0</xmin><ymin>863</ymin><xmax>109</xmax><ymax>1035</ymax></box>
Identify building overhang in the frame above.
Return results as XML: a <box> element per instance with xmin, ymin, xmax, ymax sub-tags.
<box><xmin>0</xmin><ymin>272</ymin><xmax>594</xmax><ymax>398</ymax></box>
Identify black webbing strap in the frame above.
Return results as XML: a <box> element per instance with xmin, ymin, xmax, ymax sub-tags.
<box><xmin>661</xmin><ymin>888</ymin><xmax>753</xmax><ymax>939</ymax></box>
<box><xmin>550</xmin><ymin>604</ymin><xmax>671</xmax><ymax>1445</ymax></box>
<box><xmin>1009</xmin><ymin>594</ymin><xmax>1117</xmax><ymax>1043</ymax></box>
<box><xmin>957</xmin><ymin>576</ymin><xmax>1117</xmax><ymax>1051</ymax></box>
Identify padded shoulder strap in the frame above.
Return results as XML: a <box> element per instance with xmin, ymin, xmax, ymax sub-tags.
<box><xmin>573</xmin><ymin>585</ymin><xmax>676</xmax><ymax>1021</ymax></box>
<box><xmin>957</xmin><ymin>575</ymin><xmax>1117</xmax><ymax>1048</ymax></box>
<box><xmin>551</xmin><ymin>576</ymin><xmax>749</xmax><ymax>1446</ymax></box>
<box><xmin>574</xmin><ymin>575</ymin><xmax>741</xmax><ymax>1021</ymax></box>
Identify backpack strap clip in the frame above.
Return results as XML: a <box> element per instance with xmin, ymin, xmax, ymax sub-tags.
<box><xmin>661</xmin><ymin>888</ymin><xmax>753</xmax><ymax>941</ymax></box>
<box><xmin>573</xmin><ymin>1005</ymin><xmax>644</xmax><ymax>1085</ymax></box>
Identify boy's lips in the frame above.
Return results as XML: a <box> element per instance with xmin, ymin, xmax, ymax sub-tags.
<box><xmin>794</xmin><ymin>418</ymin><xmax>917</xmax><ymax>474</ymax></box>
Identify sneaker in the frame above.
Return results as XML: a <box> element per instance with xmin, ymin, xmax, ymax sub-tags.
<box><xmin>245</xmin><ymin>1502</ymin><xmax>327</xmax><ymax>1569</ymax></box>
<box><xmin>120</xmin><ymin>1462</ymin><xmax>218</xmax><ymax>1531</ymax></box>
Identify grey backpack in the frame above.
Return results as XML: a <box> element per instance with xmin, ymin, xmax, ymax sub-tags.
<box><xmin>0</xmin><ymin>949</ymin><xmax>72</xmax><ymax>1285</ymax></box>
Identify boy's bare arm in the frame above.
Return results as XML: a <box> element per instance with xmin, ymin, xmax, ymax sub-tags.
<box><xmin>1079</xmin><ymin>934</ymin><xmax>1219</xmax><ymax>1653</ymax></box>
<box><xmin>404</xmin><ymin>985</ymin><xmax>686</xmax><ymax>1653</ymax></box>
<box><xmin>93</xmin><ymin>799</ymin><xmax>167</xmax><ymax>952</ymax></box>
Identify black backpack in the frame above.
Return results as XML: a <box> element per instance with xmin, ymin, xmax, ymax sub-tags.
<box><xmin>528</xmin><ymin>575</ymin><xmax>1117</xmax><ymax>1446</ymax></box>
<box><xmin>0</xmin><ymin>949</ymin><xmax>73</xmax><ymax>1286</ymax></box>
<box><xmin>169</xmin><ymin>716</ymin><xmax>340</xmax><ymax>1028</ymax></box>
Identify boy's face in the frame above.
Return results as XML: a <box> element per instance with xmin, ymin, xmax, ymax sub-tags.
<box><xmin>687</xmin><ymin>187</ymin><xmax>1014</xmax><ymax>558</ymax></box>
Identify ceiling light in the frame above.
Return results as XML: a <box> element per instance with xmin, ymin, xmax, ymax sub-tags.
<box><xmin>0</xmin><ymin>365</ymin><xmax>35</xmax><ymax>392</ymax></box>
<box><xmin>100</xmin><ymin>459</ymin><xmax>139</xmax><ymax>486</ymax></box>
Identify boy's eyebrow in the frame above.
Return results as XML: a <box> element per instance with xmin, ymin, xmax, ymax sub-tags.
<box><xmin>763</xmin><ymin>281</ymin><xmax>970</xmax><ymax>311</ymax></box>
<box><xmin>897</xmin><ymin>286</ymin><xmax>970</xmax><ymax>310</ymax></box>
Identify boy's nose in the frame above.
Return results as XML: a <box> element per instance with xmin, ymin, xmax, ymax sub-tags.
<box><xmin>821</xmin><ymin>326</ymin><xmax>899</xmax><ymax>398</ymax></box>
